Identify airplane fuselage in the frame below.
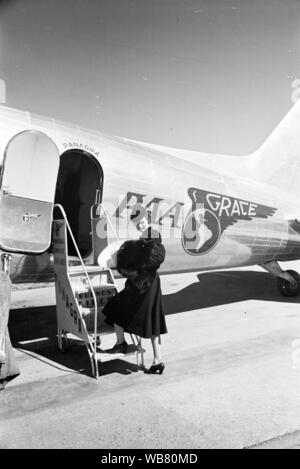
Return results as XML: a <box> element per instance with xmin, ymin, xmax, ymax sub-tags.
<box><xmin>0</xmin><ymin>105</ymin><xmax>300</xmax><ymax>283</ymax></box>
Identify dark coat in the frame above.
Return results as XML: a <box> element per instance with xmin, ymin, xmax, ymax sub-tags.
<box><xmin>103</xmin><ymin>229</ymin><xmax>167</xmax><ymax>338</ymax></box>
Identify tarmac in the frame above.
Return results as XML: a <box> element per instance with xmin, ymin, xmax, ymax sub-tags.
<box><xmin>1</xmin><ymin>262</ymin><xmax>300</xmax><ymax>449</ymax></box>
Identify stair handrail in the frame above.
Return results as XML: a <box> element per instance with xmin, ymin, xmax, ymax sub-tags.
<box><xmin>54</xmin><ymin>204</ymin><xmax>99</xmax><ymax>364</ymax></box>
<box><xmin>90</xmin><ymin>201</ymin><xmax>119</xmax><ymax>242</ymax></box>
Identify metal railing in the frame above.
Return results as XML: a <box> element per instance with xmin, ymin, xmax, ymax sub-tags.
<box><xmin>54</xmin><ymin>204</ymin><xmax>99</xmax><ymax>375</ymax></box>
<box><xmin>90</xmin><ymin>191</ymin><xmax>119</xmax><ymax>243</ymax></box>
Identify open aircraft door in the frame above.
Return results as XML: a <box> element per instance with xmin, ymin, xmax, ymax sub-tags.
<box><xmin>0</xmin><ymin>131</ymin><xmax>60</xmax><ymax>254</ymax></box>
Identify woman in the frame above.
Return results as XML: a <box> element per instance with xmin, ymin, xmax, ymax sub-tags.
<box><xmin>102</xmin><ymin>206</ymin><xmax>167</xmax><ymax>374</ymax></box>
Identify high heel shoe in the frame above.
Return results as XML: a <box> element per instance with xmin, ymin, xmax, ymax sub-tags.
<box><xmin>148</xmin><ymin>363</ymin><xmax>165</xmax><ymax>375</ymax></box>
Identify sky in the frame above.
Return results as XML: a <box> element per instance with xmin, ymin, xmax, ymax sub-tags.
<box><xmin>0</xmin><ymin>0</ymin><xmax>300</xmax><ymax>154</ymax></box>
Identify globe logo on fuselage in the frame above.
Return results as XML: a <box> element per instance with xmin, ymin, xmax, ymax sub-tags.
<box><xmin>182</xmin><ymin>207</ymin><xmax>221</xmax><ymax>256</ymax></box>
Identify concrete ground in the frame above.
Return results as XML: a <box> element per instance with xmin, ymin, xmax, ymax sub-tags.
<box><xmin>1</xmin><ymin>262</ymin><xmax>300</xmax><ymax>449</ymax></box>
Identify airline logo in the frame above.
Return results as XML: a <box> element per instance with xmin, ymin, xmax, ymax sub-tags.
<box><xmin>182</xmin><ymin>187</ymin><xmax>277</xmax><ymax>256</ymax></box>
<box><xmin>22</xmin><ymin>212</ymin><xmax>41</xmax><ymax>224</ymax></box>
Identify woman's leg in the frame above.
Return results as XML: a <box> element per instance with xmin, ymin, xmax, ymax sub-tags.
<box><xmin>110</xmin><ymin>324</ymin><xmax>128</xmax><ymax>354</ymax></box>
<box><xmin>150</xmin><ymin>335</ymin><xmax>162</xmax><ymax>365</ymax></box>
<box><xmin>114</xmin><ymin>323</ymin><xmax>125</xmax><ymax>344</ymax></box>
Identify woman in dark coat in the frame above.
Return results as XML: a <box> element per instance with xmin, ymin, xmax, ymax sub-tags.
<box><xmin>102</xmin><ymin>206</ymin><xmax>167</xmax><ymax>374</ymax></box>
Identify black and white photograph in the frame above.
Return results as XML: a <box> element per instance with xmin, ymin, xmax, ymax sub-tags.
<box><xmin>1</xmin><ymin>0</ymin><xmax>300</xmax><ymax>452</ymax></box>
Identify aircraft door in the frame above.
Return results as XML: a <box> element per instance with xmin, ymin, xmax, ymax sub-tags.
<box><xmin>0</xmin><ymin>131</ymin><xmax>60</xmax><ymax>253</ymax></box>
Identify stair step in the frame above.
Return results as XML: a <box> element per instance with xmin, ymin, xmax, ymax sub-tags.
<box><xmin>69</xmin><ymin>265</ymin><xmax>104</xmax><ymax>275</ymax></box>
<box><xmin>68</xmin><ymin>256</ymin><xmax>81</xmax><ymax>265</ymax></box>
<box><xmin>77</xmin><ymin>289</ymin><xmax>115</xmax><ymax>308</ymax></box>
<box><xmin>95</xmin><ymin>344</ymin><xmax>143</xmax><ymax>362</ymax></box>
<box><xmin>74</xmin><ymin>284</ymin><xmax>116</xmax><ymax>295</ymax></box>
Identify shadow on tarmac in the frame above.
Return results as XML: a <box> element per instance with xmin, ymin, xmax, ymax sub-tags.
<box><xmin>8</xmin><ymin>270</ymin><xmax>300</xmax><ymax>377</ymax></box>
<box><xmin>8</xmin><ymin>306</ymin><xmax>141</xmax><ymax>377</ymax></box>
<box><xmin>164</xmin><ymin>270</ymin><xmax>300</xmax><ymax>314</ymax></box>
<box><xmin>14</xmin><ymin>336</ymin><xmax>141</xmax><ymax>378</ymax></box>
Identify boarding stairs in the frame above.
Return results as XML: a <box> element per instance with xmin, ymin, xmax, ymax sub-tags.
<box><xmin>52</xmin><ymin>203</ymin><xmax>145</xmax><ymax>379</ymax></box>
